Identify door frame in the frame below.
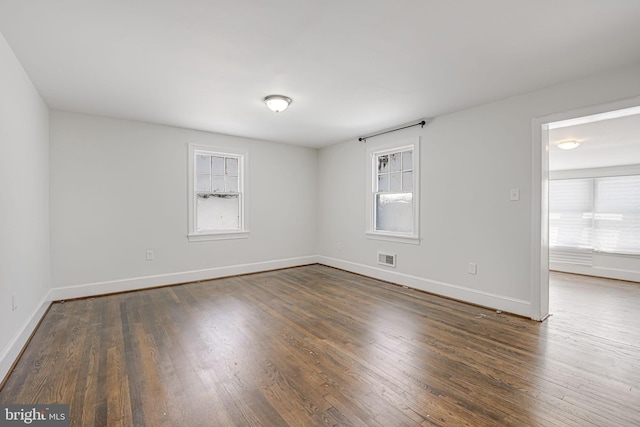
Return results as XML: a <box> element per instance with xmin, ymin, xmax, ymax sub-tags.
<box><xmin>530</xmin><ymin>95</ymin><xmax>640</xmax><ymax>321</ymax></box>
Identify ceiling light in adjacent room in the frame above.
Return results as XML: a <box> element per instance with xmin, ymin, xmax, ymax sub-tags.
<box><xmin>264</xmin><ymin>95</ymin><xmax>292</xmax><ymax>113</ymax></box>
<box><xmin>557</xmin><ymin>140</ymin><xmax>580</xmax><ymax>150</ymax></box>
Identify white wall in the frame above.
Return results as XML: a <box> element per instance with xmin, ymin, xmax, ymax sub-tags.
<box><xmin>50</xmin><ymin>112</ymin><xmax>317</xmax><ymax>295</ymax></box>
<box><xmin>0</xmin><ymin>33</ymin><xmax>51</xmax><ymax>380</ymax></box>
<box><xmin>318</xmin><ymin>62</ymin><xmax>640</xmax><ymax>317</ymax></box>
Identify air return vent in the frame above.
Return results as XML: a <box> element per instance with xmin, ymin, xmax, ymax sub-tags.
<box><xmin>377</xmin><ymin>252</ymin><xmax>396</xmax><ymax>268</ymax></box>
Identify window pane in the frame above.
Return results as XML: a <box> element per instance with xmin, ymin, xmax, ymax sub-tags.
<box><xmin>196</xmin><ymin>194</ymin><xmax>240</xmax><ymax>231</ymax></box>
<box><xmin>227</xmin><ymin>176</ymin><xmax>239</xmax><ymax>193</ymax></box>
<box><xmin>402</xmin><ymin>150</ymin><xmax>413</xmax><ymax>170</ymax></box>
<box><xmin>377</xmin><ymin>155</ymin><xmax>389</xmax><ymax>173</ymax></box>
<box><xmin>376</xmin><ymin>193</ymin><xmax>413</xmax><ymax>233</ymax></box>
<box><xmin>212</xmin><ymin>176</ymin><xmax>225</xmax><ymax>192</ymax></box>
<box><xmin>226</xmin><ymin>157</ymin><xmax>238</xmax><ymax>176</ymax></box>
<box><xmin>390</xmin><ymin>173</ymin><xmax>402</xmax><ymax>192</ymax></box>
<box><xmin>196</xmin><ymin>155</ymin><xmax>211</xmax><ymax>173</ymax></box>
<box><xmin>196</xmin><ymin>174</ymin><xmax>210</xmax><ymax>192</ymax></box>
<box><xmin>378</xmin><ymin>174</ymin><xmax>389</xmax><ymax>192</ymax></box>
<box><xmin>389</xmin><ymin>152</ymin><xmax>401</xmax><ymax>172</ymax></box>
<box><xmin>594</xmin><ymin>175</ymin><xmax>640</xmax><ymax>255</ymax></box>
<box><xmin>402</xmin><ymin>171</ymin><xmax>413</xmax><ymax>191</ymax></box>
<box><xmin>212</xmin><ymin>156</ymin><xmax>225</xmax><ymax>175</ymax></box>
<box><xmin>549</xmin><ymin>178</ymin><xmax>593</xmax><ymax>249</ymax></box>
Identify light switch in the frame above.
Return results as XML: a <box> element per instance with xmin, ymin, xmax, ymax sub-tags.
<box><xmin>510</xmin><ymin>188</ymin><xmax>520</xmax><ymax>201</ymax></box>
<box><xmin>468</xmin><ymin>263</ymin><xmax>477</xmax><ymax>275</ymax></box>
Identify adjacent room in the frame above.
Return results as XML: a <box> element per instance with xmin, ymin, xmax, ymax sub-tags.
<box><xmin>1</xmin><ymin>1</ymin><xmax>640</xmax><ymax>425</ymax></box>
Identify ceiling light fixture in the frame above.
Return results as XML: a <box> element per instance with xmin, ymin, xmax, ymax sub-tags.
<box><xmin>557</xmin><ymin>140</ymin><xmax>580</xmax><ymax>150</ymax></box>
<box><xmin>264</xmin><ymin>95</ymin><xmax>292</xmax><ymax>113</ymax></box>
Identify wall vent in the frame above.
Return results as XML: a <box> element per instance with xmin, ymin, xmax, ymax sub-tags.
<box><xmin>377</xmin><ymin>252</ymin><xmax>396</xmax><ymax>268</ymax></box>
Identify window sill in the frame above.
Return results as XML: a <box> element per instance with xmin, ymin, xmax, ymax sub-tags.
<box><xmin>188</xmin><ymin>231</ymin><xmax>249</xmax><ymax>242</ymax></box>
<box><xmin>366</xmin><ymin>232</ymin><xmax>420</xmax><ymax>245</ymax></box>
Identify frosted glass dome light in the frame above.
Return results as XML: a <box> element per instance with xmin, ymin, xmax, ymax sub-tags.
<box><xmin>557</xmin><ymin>140</ymin><xmax>580</xmax><ymax>150</ymax></box>
<box><xmin>264</xmin><ymin>95</ymin><xmax>292</xmax><ymax>113</ymax></box>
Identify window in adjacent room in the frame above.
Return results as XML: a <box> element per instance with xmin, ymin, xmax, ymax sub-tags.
<box><xmin>549</xmin><ymin>174</ymin><xmax>640</xmax><ymax>255</ymax></box>
<box><xmin>188</xmin><ymin>144</ymin><xmax>248</xmax><ymax>241</ymax></box>
<box><xmin>593</xmin><ymin>175</ymin><xmax>640</xmax><ymax>255</ymax></box>
<box><xmin>548</xmin><ymin>177</ymin><xmax>594</xmax><ymax>250</ymax></box>
<box><xmin>366</xmin><ymin>137</ymin><xmax>420</xmax><ymax>243</ymax></box>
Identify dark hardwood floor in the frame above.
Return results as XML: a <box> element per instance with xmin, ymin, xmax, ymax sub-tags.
<box><xmin>1</xmin><ymin>265</ymin><xmax>639</xmax><ymax>426</ymax></box>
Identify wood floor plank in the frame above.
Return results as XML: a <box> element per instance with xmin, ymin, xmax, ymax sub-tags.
<box><xmin>1</xmin><ymin>265</ymin><xmax>640</xmax><ymax>426</ymax></box>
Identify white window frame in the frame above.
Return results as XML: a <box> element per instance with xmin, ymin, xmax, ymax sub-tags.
<box><xmin>366</xmin><ymin>137</ymin><xmax>420</xmax><ymax>244</ymax></box>
<box><xmin>187</xmin><ymin>144</ymin><xmax>249</xmax><ymax>242</ymax></box>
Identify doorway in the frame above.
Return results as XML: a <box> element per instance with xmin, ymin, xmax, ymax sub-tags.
<box><xmin>531</xmin><ymin>97</ymin><xmax>640</xmax><ymax>321</ymax></box>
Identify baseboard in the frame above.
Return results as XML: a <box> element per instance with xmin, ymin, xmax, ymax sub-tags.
<box><xmin>0</xmin><ymin>294</ymin><xmax>51</xmax><ymax>387</ymax></box>
<box><xmin>50</xmin><ymin>255</ymin><xmax>319</xmax><ymax>301</ymax></box>
<box><xmin>550</xmin><ymin>262</ymin><xmax>640</xmax><ymax>282</ymax></box>
<box><xmin>317</xmin><ymin>256</ymin><xmax>531</xmax><ymax>318</ymax></box>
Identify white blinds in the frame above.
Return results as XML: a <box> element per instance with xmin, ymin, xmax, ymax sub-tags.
<box><xmin>549</xmin><ymin>178</ymin><xmax>593</xmax><ymax>250</ymax></box>
<box><xmin>549</xmin><ymin>175</ymin><xmax>640</xmax><ymax>256</ymax></box>
<box><xmin>594</xmin><ymin>175</ymin><xmax>640</xmax><ymax>255</ymax></box>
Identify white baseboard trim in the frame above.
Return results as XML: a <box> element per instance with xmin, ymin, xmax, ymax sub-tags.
<box><xmin>318</xmin><ymin>256</ymin><xmax>531</xmax><ymax>318</ymax></box>
<box><xmin>550</xmin><ymin>262</ymin><xmax>640</xmax><ymax>283</ymax></box>
<box><xmin>50</xmin><ymin>255</ymin><xmax>319</xmax><ymax>301</ymax></box>
<box><xmin>0</xmin><ymin>294</ymin><xmax>51</xmax><ymax>386</ymax></box>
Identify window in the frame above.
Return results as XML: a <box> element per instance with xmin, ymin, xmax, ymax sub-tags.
<box><xmin>188</xmin><ymin>144</ymin><xmax>248</xmax><ymax>241</ymax></box>
<box><xmin>366</xmin><ymin>138</ymin><xmax>420</xmax><ymax>243</ymax></box>
<box><xmin>549</xmin><ymin>174</ymin><xmax>640</xmax><ymax>255</ymax></box>
<box><xmin>594</xmin><ymin>175</ymin><xmax>640</xmax><ymax>255</ymax></box>
<box><xmin>548</xmin><ymin>178</ymin><xmax>593</xmax><ymax>250</ymax></box>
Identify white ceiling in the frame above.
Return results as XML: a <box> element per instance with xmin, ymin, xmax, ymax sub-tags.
<box><xmin>550</xmin><ymin>111</ymin><xmax>640</xmax><ymax>171</ymax></box>
<box><xmin>2</xmin><ymin>0</ymin><xmax>640</xmax><ymax>148</ymax></box>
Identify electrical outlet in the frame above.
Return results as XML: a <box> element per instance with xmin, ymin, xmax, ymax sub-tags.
<box><xmin>510</xmin><ymin>188</ymin><xmax>520</xmax><ymax>201</ymax></box>
<box><xmin>12</xmin><ymin>293</ymin><xmax>17</xmax><ymax>311</ymax></box>
<box><xmin>146</xmin><ymin>250</ymin><xmax>154</xmax><ymax>261</ymax></box>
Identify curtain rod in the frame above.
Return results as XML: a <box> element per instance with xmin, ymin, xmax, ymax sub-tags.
<box><xmin>359</xmin><ymin>120</ymin><xmax>426</xmax><ymax>142</ymax></box>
